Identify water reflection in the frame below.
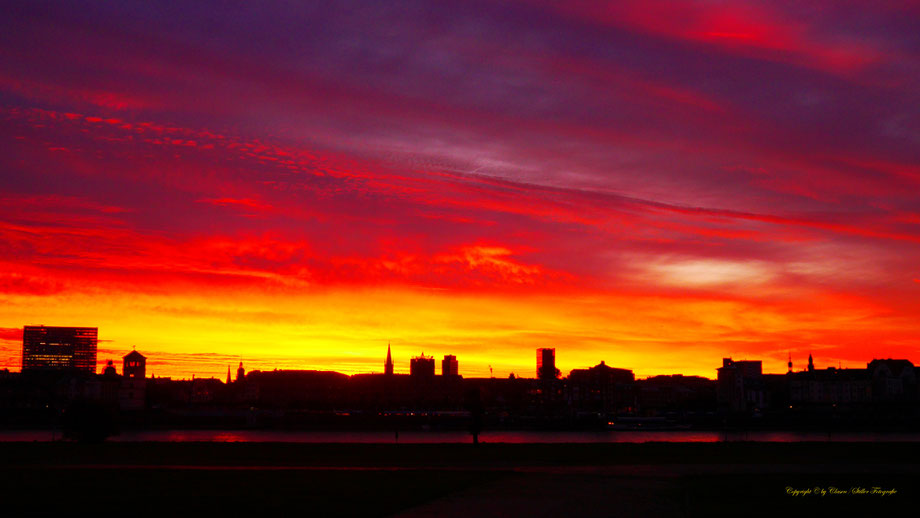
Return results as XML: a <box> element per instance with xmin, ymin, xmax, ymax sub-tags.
<box><xmin>2</xmin><ymin>429</ymin><xmax>920</xmax><ymax>443</ymax></box>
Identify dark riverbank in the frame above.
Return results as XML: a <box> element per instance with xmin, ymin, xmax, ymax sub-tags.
<box><xmin>6</xmin><ymin>440</ymin><xmax>920</xmax><ymax>467</ymax></box>
<box><xmin>3</xmin><ymin>442</ymin><xmax>919</xmax><ymax>516</ymax></box>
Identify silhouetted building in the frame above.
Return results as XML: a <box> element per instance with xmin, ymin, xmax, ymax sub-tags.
<box><xmin>637</xmin><ymin>375</ymin><xmax>716</xmax><ymax>414</ymax></box>
<box><xmin>410</xmin><ymin>353</ymin><xmax>435</xmax><ymax>377</ymax></box>
<box><xmin>236</xmin><ymin>361</ymin><xmax>245</xmax><ymax>382</ymax></box>
<box><xmin>120</xmin><ymin>349</ymin><xmax>147</xmax><ymax>411</ymax></box>
<box><xmin>537</xmin><ymin>348</ymin><xmax>557</xmax><ymax>380</ymax></box>
<box><xmin>868</xmin><ymin>359</ymin><xmax>916</xmax><ymax>402</ymax></box>
<box><xmin>567</xmin><ymin>361</ymin><xmax>635</xmax><ymax>414</ymax></box>
<box><xmin>442</xmin><ymin>355</ymin><xmax>458</xmax><ymax>377</ymax></box>
<box><xmin>789</xmin><ymin>366</ymin><xmax>870</xmax><ymax>405</ymax></box>
<box><xmin>246</xmin><ymin>370</ymin><xmax>346</xmax><ymax>407</ymax></box>
<box><xmin>123</xmin><ymin>349</ymin><xmax>146</xmax><ymax>378</ymax></box>
<box><xmin>22</xmin><ymin>325</ymin><xmax>98</xmax><ymax>373</ymax></box>
<box><xmin>717</xmin><ymin>358</ymin><xmax>764</xmax><ymax>413</ymax></box>
<box><xmin>102</xmin><ymin>360</ymin><xmax>118</xmax><ymax>377</ymax></box>
<box><xmin>189</xmin><ymin>377</ymin><xmax>223</xmax><ymax>404</ymax></box>
<box><xmin>385</xmin><ymin>344</ymin><xmax>394</xmax><ymax>376</ymax></box>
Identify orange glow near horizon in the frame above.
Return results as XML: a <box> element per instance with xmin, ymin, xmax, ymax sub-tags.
<box><xmin>2</xmin><ymin>281</ymin><xmax>916</xmax><ymax>380</ymax></box>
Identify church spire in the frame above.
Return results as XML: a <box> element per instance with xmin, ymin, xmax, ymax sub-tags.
<box><xmin>807</xmin><ymin>353</ymin><xmax>815</xmax><ymax>373</ymax></box>
<box><xmin>226</xmin><ymin>366</ymin><xmax>231</xmax><ymax>385</ymax></box>
<box><xmin>385</xmin><ymin>342</ymin><xmax>394</xmax><ymax>375</ymax></box>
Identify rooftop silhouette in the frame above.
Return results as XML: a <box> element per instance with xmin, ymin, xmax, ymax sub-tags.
<box><xmin>5</xmin><ymin>325</ymin><xmax>920</xmax><ymax>436</ymax></box>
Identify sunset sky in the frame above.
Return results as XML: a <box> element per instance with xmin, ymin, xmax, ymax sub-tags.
<box><xmin>2</xmin><ymin>1</ymin><xmax>919</xmax><ymax>380</ymax></box>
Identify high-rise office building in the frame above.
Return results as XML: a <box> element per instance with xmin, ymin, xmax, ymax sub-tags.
<box><xmin>22</xmin><ymin>326</ymin><xmax>98</xmax><ymax>373</ymax></box>
<box><xmin>442</xmin><ymin>354</ymin><xmax>458</xmax><ymax>377</ymax></box>
<box><xmin>410</xmin><ymin>353</ymin><xmax>435</xmax><ymax>377</ymax></box>
<box><xmin>537</xmin><ymin>347</ymin><xmax>556</xmax><ymax>380</ymax></box>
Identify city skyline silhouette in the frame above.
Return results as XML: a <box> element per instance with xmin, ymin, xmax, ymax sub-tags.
<box><xmin>3</xmin><ymin>2</ymin><xmax>920</xmax><ymax>385</ymax></box>
<box><xmin>10</xmin><ymin>324</ymin><xmax>920</xmax><ymax>431</ymax></box>
<box><xmin>10</xmin><ymin>323</ymin><xmax>913</xmax><ymax>382</ymax></box>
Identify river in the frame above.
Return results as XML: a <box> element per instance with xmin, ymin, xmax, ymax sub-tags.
<box><xmin>3</xmin><ymin>429</ymin><xmax>920</xmax><ymax>443</ymax></box>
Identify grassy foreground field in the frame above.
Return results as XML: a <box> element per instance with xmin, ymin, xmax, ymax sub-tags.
<box><xmin>2</xmin><ymin>442</ymin><xmax>919</xmax><ymax>517</ymax></box>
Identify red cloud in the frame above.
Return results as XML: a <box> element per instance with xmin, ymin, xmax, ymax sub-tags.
<box><xmin>198</xmin><ymin>197</ymin><xmax>274</xmax><ymax>212</ymax></box>
<box><xmin>532</xmin><ymin>0</ymin><xmax>881</xmax><ymax>74</ymax></box>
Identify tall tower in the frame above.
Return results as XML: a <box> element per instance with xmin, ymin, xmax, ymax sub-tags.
<box><xmin>226</xmin><ymin>366</ymin><xmax>231</xmax><ymax>385</ymax></box>
<box><xmin>442</xmin><ymin>355</ymin><xmax>458</xmax><ymax>377</ymax></box>
<box><xmin>123</xmin><ymin>349</ymin><xmax>146</xmax><ymax>379</ymax></box>
<box><xmin>807</xmin><ymin>353</ymin><xmax>814</xmax><ymax>373</ymax></box>
<box><xmin>385</xmin><ymin>343</ymin><xmax>394</xmax><ymax>375</ymax></box>
<box><xmin>787</xmin><ymin>353</ymin><xmax>793</xmax><ymax>374</ymax></box>
<box><xmin>537</xmin><ymin>348</ymin><xmax>556</xmax><ymax>380</ymax></box>
<box><xmin>236</xmin><ymin>361</ymin><xmax>245</xmax><ymax>382</ymax></box>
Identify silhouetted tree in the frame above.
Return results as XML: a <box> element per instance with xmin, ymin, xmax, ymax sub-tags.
<box><xmin>538</xmin><ymin>366</ymin><xmax>561</xmax><ymax>380</ymax></box>
<box><xmin>465</xmin><ymin>388</ymin><xmax>483</xmax><ymax>445</ymax></box>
